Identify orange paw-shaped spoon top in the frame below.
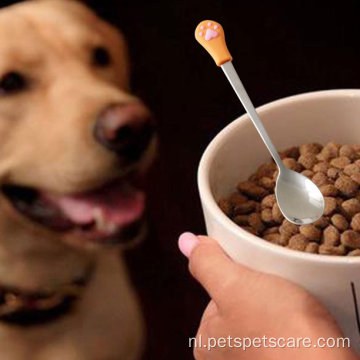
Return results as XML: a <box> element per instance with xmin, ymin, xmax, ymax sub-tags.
<box><xmin>195</xmin><ymin>20</ymin><xmax>232</xmax><ymax>66</ymax></box>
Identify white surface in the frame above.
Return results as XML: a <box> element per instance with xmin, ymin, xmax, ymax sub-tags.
<box><xmin>198</xmin><ymin>89</ymin><xmax>360</xmax><ymax>353</ymax></box>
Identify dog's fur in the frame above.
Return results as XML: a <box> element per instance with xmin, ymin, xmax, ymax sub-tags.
<box><xmin>0</xmin><ymin>0</ymin><xmax>153</xmax><ymax>359</ymax></box>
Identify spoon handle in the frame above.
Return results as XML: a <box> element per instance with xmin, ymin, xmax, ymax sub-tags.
<box><xmin>195</xmin><ymin>20</ymin><xmax>283</xmax><ymax>168</ymax></box>
<box><xmin>221</xmin><ymin>62</ymin><xmax>283</xmax><ymax>167</ymax></box>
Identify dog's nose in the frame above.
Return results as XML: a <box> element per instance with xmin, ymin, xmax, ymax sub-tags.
<box><xmin>94</xmin><ymin>103</ymin><xmax>154</xmax><ymax>161</ymax></box>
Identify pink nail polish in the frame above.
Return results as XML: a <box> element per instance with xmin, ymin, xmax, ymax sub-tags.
<box><xmin>178</xmin><ymin>232</ymin><xmax>199</xmax><ymax>258</ymax></box>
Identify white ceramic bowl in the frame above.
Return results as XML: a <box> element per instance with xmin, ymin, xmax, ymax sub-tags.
<box><xmin>198</xmin><ymin>90</ymin><xmax>360</xmax><ymax>351</ymax></box>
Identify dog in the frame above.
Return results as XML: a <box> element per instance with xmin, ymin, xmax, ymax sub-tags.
<box><xmin>0</xmin><ymin>0</ymin><xmax>156</xmax><ymax>359</ymax></box>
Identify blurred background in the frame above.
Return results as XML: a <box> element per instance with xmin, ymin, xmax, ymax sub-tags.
<box><xmin>4</xmin><ymin>0</ymin><xmax>360</xmax><ymax>358</ymax></box>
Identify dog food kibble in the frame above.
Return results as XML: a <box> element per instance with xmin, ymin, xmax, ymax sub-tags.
<box><xmin>330</xmin><ymin>214</ymin><xmax>348</xmax><ymax>231</ymax></box>
<box><xmin>341</xmin><ymin>230</ymin><xmax>360</xmax><ymax>249</ymax></box>
<box><xmin>288</xmin><ymin>234</ymin><xmax>308</xmax><ymax>251</ymax></box>
<box><xmin>305</xmin><ymin>242</ymin><xmax>320</xmax><ymax>253</ymax></box>
<box><xmin>351</xmin><ymin>214</ymin><xmax>360</xmax><ymax>231</ymax></box>
<box><xmin>327</xmin><ymin>167</ymin><xmax>341</xmax><ymax>179</ymax></box>
<box><xmin>319</xmin><ymin>244</ymin><xmax>346</xmax><ymax>256</ymax></box>
<box><xmin>341</xmin><ymin>199</ymin><xmax>360</xmax><ymax>218</ymax></box>
<box><xmin>299</xmin><ymin>224</ymin><xmax>321</xmax><ymax>241</ymax></box>
<box><xmin>323</xmin><ymin>225</ymin><xmax>340</xmax><ymax>246</ymax></box>
<box><xmin>219</xmin><ymin>142</ymin><xmax>360</xmax><ymax>256</ymax></box>
<box><xmin>335</xmin><ymin>175</ymin><xmax>358</xmax><ymax>197</ymax></box>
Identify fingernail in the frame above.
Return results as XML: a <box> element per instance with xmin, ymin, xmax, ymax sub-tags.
<box><xmin>178</xmin><ymin>232</ymin><xmax>199</xmax><ymax>258</ymax></box>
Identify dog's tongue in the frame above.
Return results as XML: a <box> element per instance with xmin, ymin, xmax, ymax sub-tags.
<box><xmin>45</xmin><ymin>182</ymin><xmax>145</xmax><ymax>227</ymax></box>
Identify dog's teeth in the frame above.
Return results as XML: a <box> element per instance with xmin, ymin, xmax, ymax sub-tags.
<box><xmin>93</xmin><ymin>208</ymin><xmax>117</xmax><ymax>234</ymax></box>
<box><xmin>93</xmin><ymin>208</ymin><xmax>105</xmax><ymax>229</ymax></box>
<box><xmin>104</xmin><ymin>222</ymin><xmax>117</xmax><ymax>234</ymax></box>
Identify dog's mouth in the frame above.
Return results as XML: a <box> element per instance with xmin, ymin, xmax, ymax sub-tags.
<box><xmin>1</xmin><ymin>175</ymin><xmax>146</xmax><ymax>245</ymax></box>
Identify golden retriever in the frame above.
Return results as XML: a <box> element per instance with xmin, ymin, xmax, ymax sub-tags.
<box><xmin>0</xmin><ymin>0</ymin><xmax>156</xmax><ymax>359</ymax></box>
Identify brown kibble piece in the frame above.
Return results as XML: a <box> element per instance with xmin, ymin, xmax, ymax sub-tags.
<box><xmin>282</xmin><ymin>157</ymin><xmax>302</xmax><ymax>171</ymax></box>
<box><xmin>299</xmin><ymin>224</ymin><xmax>321</xmax><ymax>241</ymax></box>
<box><xmin>341</xmin><ymin>230</ymin><xmax>360</xmax><ymax>249</ymax></box>
<box><xmin>255</xmin><ymin>162</ymin><xmax>278</xmax><ymax>179</ymax></box>
<box><xmin>233</xmin><ymin>201</ymin><xmax>258</xmax><ymax>215</ymax></box>
<box><xmin>305</xmin><ymin>242</ymin><xmax>319</xmax><ymax>254</ymax></box>
<box><xmin>298</xmin><ymin>153</ymin><xmax>317</xmax><ymax>169</ymax></box>
<box><xmin>330</xmin><ymin>214</ymin><xmax>349</xmax><ymax>231</ymax></box>
<box><xmin>241</xmin><ymin>226</ymin><xmax>258</xmax><ymax>236</ymax></box>
<box><xmin>341</xmin><ymin>198</ymin><xmax>360</xmax><ymax>218</ymax></box>
<box><xmin>323</xmin><ymin>197</ymin><xmax>337</xmax><ymax>216</ymax></box>
<box><xmin>351</xmin><ymin>214</ymin><xmax>360</xmax><ymax>231</ymax></box>
<box><xmin>248</xmin><ymin>213</ymin><xmax>265</xmax><ymax>233</ymax></box>
<box><xmin>263</xmin><ymin>233</ymin><xmax>280</xmax><ymax>242</ymax></box>
<box><xmin>323</xmin><ymin>225</ymin><xmax>340</xmax><ymax>246</ymax></box>
<box><xmin>264</xmin><ymin>233</ymin><xmax>288</xmax><ymax>246</ymax></box>
<box><xmin>344</xmin><ymin>164</ymin><xmax>360</xmax><ymax>176</ymax></box>
<box><xmin>319</xmin><ymin>184</ymin><xmax>338</xmax><ymax>197</ymax></box>
<box><xmin>258</xmin><ymin>177</ymin><xmax>275</xmax><ymax>190</ymax></box>
<box><xmin>233</xmin><ymin>215</ymin><xmax>249</xmax><ymax>225</ymax></box>
<box><xmin>261</xmin><ymin>208</ymin><xmax>273</xmax><ymax>223</ymax></box>
<box><xmin>335</xmin><ymin>175</ymin><xmax>359</xmax><ymax>197</ymax></box>
<box><xmin>299</xmin><ymin>143</ymin><xmax>322</xmax><ymax>155</ymax></box>
<box><xmin>279</xmin><ymin>219</ymin><xmax>299</xmax><ymax>237</ymax></box>
<box><xmin>319</xmin><ymin>244</ymin><xmax>346</xmax><ymax>256</ymax></box>
<box><xmin>229</xmin><ymin>192</ymin><xmax>248</xmax><ymax>204</ymax></box>
<box><xmin>330</xmin><ymin>156</ymin><xmax>351</xmax><ymax>169</ymax></box>
<box><xmin>237</xmin><ymin>181</ymin><xmax>269</xmax><ymax>200</ymax></box>
<box><xmin>218</xmin><ymin>199</ymin><xmax>232</xmax><ymax>216</ymax></box>
<box><xmin>248</xmin><ymin>173</ymin><xmax>257</xmax><ymax>182</ymax></box>
<box><xmin>312</xmin><ymin>172</ymin><xmax>329</xmax><ymax>187</ymax></box>
<box><xmin>272</xmin><ymin>169</ymin><xmax>279</xmax><ymax>180</ymax></box>
<box><xmin>313</xmin><ymin>216</ymin><xmax>330</xmax><ymax>229</ymax></box>
<box><xmin>317</xmin><ymin>142</ymin><xmax>339</xmax><ymax>161</ymax></box>
<box><xmin>336</xmin><ymin>197</ymin><xmax>344</xmax><ymax>206</ymax></box>
<box><xmin>278</xmin><ymin>234</ymin><xmax>290</xmax><ymax>246</ymax></box>
<box><xmin>351</xmin><ymin>173</ymin><xmax>360</xmax><ymax>185</ymax></box>
<box><xmin>278</xmin><ymin>232</ymin><xmax>291</xmax><ymax>243</ymax></box>
<box><xmin>339</xmin><ymin>145</ymin><xmax>356</xmax><ymax>160</ymax></box>
<box><xmin>327</xmin><ymin>167</ymin><xmax>341</xmax><ymax>180</ymax></box>
<box><xmin>263</xmin><ymin>226</ymin><xmax>279</xmax><ymax>235</ymax></box>
<box><xmin>348</xmin><ymin>249</ymin><xmax>360</xmax><ymax>256</ymax></box>
<box><xmin>288</xmin><ymin>234</ymin><xmax>308</xmax><ymax>251</ymax></box>
<box><xmin>301</xmin><ymin>170</ymin><xmax>314</xmax><ymax>178</ymax></box>
<box><xmin>261</xmin><ymin>194</ymin><xmax>276</xmax><ymax>209</ymax></box>
<box><xmin>313</xmin><ymin>162</ymin><xmax>330</xmax><ymax>173</ymax></box>
<box><xmin>272</xmin><ymin>203</ymin><xmax>284</xmax><ymax>223</ymax></box>
<box><xmin>279</xmin><ymin>146</ymin><xmax>299</xmax><ymax>160</ymax></box>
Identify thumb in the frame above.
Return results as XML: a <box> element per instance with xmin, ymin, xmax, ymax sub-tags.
<box><xmin>178</xmin><ymin>233</ymin><xmax>248</xmax><ymax>303</ymax></box>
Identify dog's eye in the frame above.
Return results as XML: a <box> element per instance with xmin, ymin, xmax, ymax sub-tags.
<box><xmin>92</xmin><ymin>46</ymin><xmax>111</xmax><ymax>67</ymax></box>
<box><xmin>0</xmin><ymin>71</ymin><xmax>27</xmax><ymax>95</ymax></box>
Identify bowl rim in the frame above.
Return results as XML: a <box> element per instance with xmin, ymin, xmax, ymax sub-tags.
<box><xmin>198</xmin><ymin>89</ymin><xmax>360</xmax><ymax>265</ymax></box>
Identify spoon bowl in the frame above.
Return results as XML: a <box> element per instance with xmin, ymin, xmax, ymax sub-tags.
<box><xmin>275</xmin><ymin>168</ymin><xmax>325</xmax><ymax>225</ymax></box>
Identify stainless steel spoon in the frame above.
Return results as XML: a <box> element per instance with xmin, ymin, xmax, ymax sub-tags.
<box><xmin>195</xmin><ymin>20</ymin><xmax>324</xmax><ymax>224</ymax></box>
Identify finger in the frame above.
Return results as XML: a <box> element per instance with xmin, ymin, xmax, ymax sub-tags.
<box><xmin>200</xmin><ymin>300</ymin><xmax>218</xmax><ymax>324</ymax></box>
<box><xmin>179</xmin><ymin>233</ymin><xmax>252</xmax><ymax>304</ymax></box>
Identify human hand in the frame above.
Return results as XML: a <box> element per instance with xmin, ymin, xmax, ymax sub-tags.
<box><xmin>179</xmin><ymin>233</ymin><xmax>358</xmax><ymax>360</ymax></box>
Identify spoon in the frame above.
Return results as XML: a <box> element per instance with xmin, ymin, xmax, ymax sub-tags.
<box><xmin>195</xmin><ymin>20</ymin><xmax>324</xmax><ymax>225</ymax></box>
